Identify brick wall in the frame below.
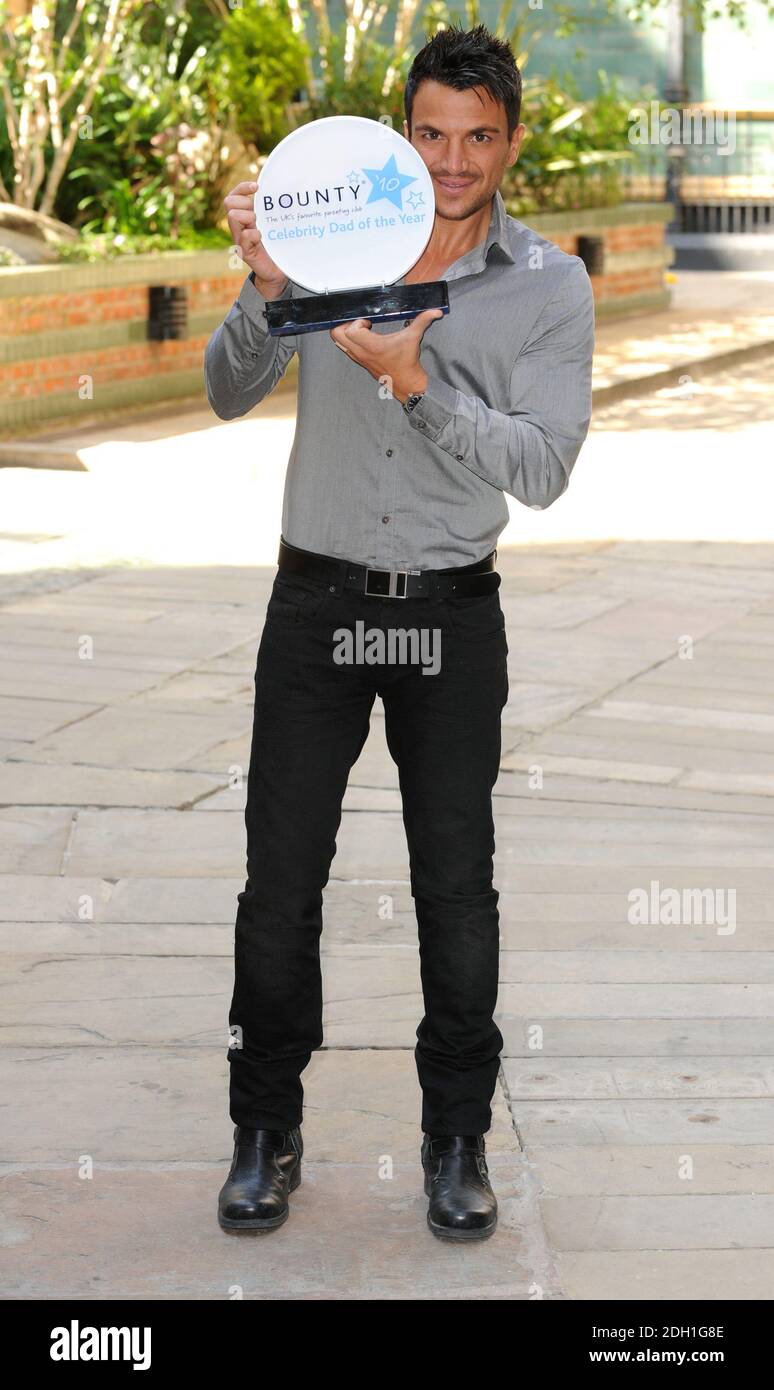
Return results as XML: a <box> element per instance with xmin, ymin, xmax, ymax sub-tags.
<box><xmin>0</xmin><ymin>251</ymin><xmax>244</xmax><ymax>433</ymax></box>
<box><xmin>524</xmin><ymin>202</ymin><xmax>674</xmax><ymax>317</ymax></box>
<box><xmin>0</xmin><ymin>204</ymin><xmax>672</xmax><ymax>433</ymax></box>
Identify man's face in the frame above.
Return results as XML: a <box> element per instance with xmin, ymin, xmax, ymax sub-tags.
<box><xmin>404</xmin><ymin>79</ymin><xmax>525</xmax><ymax>223</ymax></box>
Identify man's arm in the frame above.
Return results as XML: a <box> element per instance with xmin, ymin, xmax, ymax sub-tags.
<box><xmin>204</xmin><ymin>273</ymin><xmax>298</xmax><ymax>421</ymax></box>
<box><xmin>404</xmin><ymin>258</ymin><xmax>595</xmax><ymax>510</ymax></box>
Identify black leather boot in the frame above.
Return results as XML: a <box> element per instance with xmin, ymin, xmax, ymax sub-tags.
<box><xmin>218</xmin><ymin>1126</ymin><xmax>302</xmax><ymax>1232</ymax></box>
<box><xmin>421</xmin><ymin>1134</ymin><xmax>497</xmax><ymax>1240</ymax></box>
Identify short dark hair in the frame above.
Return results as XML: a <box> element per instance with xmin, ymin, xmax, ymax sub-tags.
<box><xmin>404</xmin><ymin>23</ymin><xmax>522</xmax><ymax>139</ymax></box>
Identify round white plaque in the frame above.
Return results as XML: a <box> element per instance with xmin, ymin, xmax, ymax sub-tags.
<box><xmin>254</xmin><ymin>116</ymin><xmax>435</xmax><ymax>294</ymax></box>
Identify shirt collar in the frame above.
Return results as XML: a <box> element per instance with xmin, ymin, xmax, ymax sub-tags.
<box><xmin>395</xmin><ymin>189</ymin><xmax>515</xmax><ymax>287</ymax></box>
<box><xmin>443</xmin><ymin>189</ymin><xmax>516</xmax><ymax>281</ymax></box>
<box><xmin>486</xmin><ymin>189</ymin><xmax>516</xmax><ymax>264</ymax></box>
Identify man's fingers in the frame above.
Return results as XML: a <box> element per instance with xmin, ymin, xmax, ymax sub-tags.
<box><xmin>224</xmin><ymin>186</ymin><xmax>258</xmax><ymax>217</ymax></box>
<box><xmin>330</xmin><ymin>319</ymin><xmax>372</xmax><ymax>354</ymax></box>
<box><xmin>229</xmin><ymin>181</ymin><xmax>258</xmax><ymax>196</ymax></box>
<box><xmin>238</xmin><ymin>228</ymin><xmax>263</xmax><ymax>253</ymax></box>
<box><xmin>225</xmin><ymin>200</ymin><xmax>257</xmax><ymax>219</ymax></box>
<box><xmin>409</xmin><ymin>308</ymin><xmax>444</xmax><ymax>335</ymax></box>
<box><xmin>227</xmin><ymin>209</ymin><xmax>257</xmax><ymax>229</ymax></box>
<box><xmin>341</xmin><ymin>319</ymin><xmax>373</xmax><ymax>345</ymax></box>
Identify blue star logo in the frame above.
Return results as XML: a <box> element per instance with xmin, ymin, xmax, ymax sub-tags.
<box><xmin>406</xmin><ymin>189</ymin><xmax>425</xmax><ymax>210</ymax></box>
<box><xmin>346</xmin><ymin>169</ymin><xmax>361</xmax><ymax>184</ymax></box>
<box><xmin>361</xmin><ymin>154</ymin><xmax>418</xmax><ymax>211</ymax></box>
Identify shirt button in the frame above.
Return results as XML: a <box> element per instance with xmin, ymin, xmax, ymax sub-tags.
<box><xmin>382</xmin><ymin>515</ymin><xmax>390</xmax><ymax>524</ymax></box>
<box><xmin>455</xmin><ymin>454</ymin><xmax>463</xmax><ymax>461</ymax></box>
<box><xmin>385</xmin><ymin>448</ymin><xmax>393</xmax><ymax>457</ymax></box>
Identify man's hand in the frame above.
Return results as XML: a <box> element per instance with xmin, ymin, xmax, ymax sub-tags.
<box><xmin>329</xmin><ymin>309</ymin><xmax>443</xmax><ymax>404</ymax></box>
<box><xmin>224</xmin><ymin>180</ymin><xmax>288</xmax><ymax>299</ymax></box>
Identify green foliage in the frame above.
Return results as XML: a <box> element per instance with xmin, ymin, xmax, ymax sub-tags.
<box><xmin>306</xmin><ymin>33</ymin><xmax>410</xmax><ymax>129</ymax></box>
<box><xmin>415</xmin><ymin>1</ymin><xmax>643</xmax><ymax>212</ymax></box>
<box><xmin>56</xmin><ymin>226</ymin><xmax>231</xmax><ymax>261</ymax></box>
<box><xmin>1</xmin><ymin>0</ymin><xmax>695</xmax><ymax>253</ymax></box>
<box><xmin>60</xmin><ymin>0</ymin><xmax>309</xmax><ymax>239</ymax></box>
<box><xmin>504</xmin><ymin>71</ymin><xmax>643</xmax><ymax>213</ymax></box>
<box><xmin>0</xmin><ymin>246</ymin><xmax>27</xmax><ymax>267</ymax></box>
<box><xmin>211</xmin><ymin>0</ymin><xmax>310</xmax><ymax>149</ymax></box>
<box><xmin>62</xmin><ymin>0</ymin><xmax>222</xmax><ymax>235</ymax></box>
<box><xmin>625</xmin><ymin>0</ymin><xmax>773</xmax><ymax>32</ymax></box>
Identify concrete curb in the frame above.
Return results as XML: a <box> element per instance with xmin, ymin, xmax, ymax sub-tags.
<box><xmin>591</xmin><ymin>336</ymin><xmax>774</xmax><ymax>409</ymax></box>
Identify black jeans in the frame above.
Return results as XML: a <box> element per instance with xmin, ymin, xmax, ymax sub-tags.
<box><xmin>227</xmin><ymin>562</ymin><xmax>509</xmax><ymax>1136</ymax></box>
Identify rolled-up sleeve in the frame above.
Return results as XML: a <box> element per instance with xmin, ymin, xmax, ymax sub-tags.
<box><xmin>405</xmin><ymin>257</ymin><xmax>595</xmax><ymax>509</ymax></box>
<box><xmin>204</xmin><ymin>273</ymin><xmax>299</xmax><ymax>421</ymax></box>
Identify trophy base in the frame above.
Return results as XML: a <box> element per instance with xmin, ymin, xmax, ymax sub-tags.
<box><xmin>263</xmin><ymin>281</ymin><xmax>449</xmax><ymax>336</ymax></box>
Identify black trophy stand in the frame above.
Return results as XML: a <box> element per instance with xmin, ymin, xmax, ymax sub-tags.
<box><xmin>262</xmin><ymin>280</ymin><xmax>449</xmax><ymax>337</ymax></box>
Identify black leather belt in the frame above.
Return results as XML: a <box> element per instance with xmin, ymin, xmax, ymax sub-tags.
<box><xmin>278</xmin><ymin>537</ymin><xmax>499</xmax><ymax>599</ymax></box>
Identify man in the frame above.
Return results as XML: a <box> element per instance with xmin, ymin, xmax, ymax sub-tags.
<box><xmin>205</xmin><ymin>23</ymin><xmax>594</xmax><ymax>1241</ymax></box>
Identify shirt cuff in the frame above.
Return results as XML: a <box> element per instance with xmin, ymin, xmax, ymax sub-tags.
<box><xmin>237</xmin><ymin>271</ymin><xmax>290</xmax><ymax>333</ymax></box>
<box><xmin>404</xmin><ymin>372</ymin><xmax>459</xmax><ymax>441</ymax></box>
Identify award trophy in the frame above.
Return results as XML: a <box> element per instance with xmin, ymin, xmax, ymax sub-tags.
<box><xmin>254</xmin><ymin>115</ymin><xmax>449</xmax><ymax>336</ymax></box>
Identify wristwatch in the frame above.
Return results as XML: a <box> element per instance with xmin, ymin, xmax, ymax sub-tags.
<box><xmin>404</xmin><ymin>391</ymin><xmax>424</xmax><ymax>415</ymax></box>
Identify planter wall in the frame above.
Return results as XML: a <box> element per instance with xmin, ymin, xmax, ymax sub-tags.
<box><xmin>519</xmin><ymin>201</ymin><xmax>674</xmax><ymax>319</ymax></box>
<box><xmin>0</xmin><ymin>250</ymin><xmax>242</xmax><ymax>433</ymax></box>
<box><xmin>0</xmin><ymin>203</ymin><xmax>673</xmax><ymax>434</ymax></box>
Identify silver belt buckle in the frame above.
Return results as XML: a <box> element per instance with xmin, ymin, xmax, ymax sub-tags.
<box><xmin>365</xmin><ymin>567</ymin><xmax>408</xmax><ymax>598</ymax></box>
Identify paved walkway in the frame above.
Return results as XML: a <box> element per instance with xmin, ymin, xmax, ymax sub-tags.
<box><xmin>2</xmin><ymin>303</ymin><xmax>774</xmax><ymax>1299</ymax></box>
<box><xmin>592</xmin><ymin>268</ymin><xmax>774</xmax><ymax>397</ymax></box>
<box><xmin>3</xmin><ymin>531</ymin><xmax>774</xmax><ymax>1297</ymax></box>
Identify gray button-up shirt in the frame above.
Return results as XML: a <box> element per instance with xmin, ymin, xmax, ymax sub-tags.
<box><xmin>204</xmin><ymin>189</ymin><xmax>594</xmax><ymax>569</ymax></box>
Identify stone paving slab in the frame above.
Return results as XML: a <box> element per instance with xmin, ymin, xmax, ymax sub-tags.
<box><xmin>0</xmin><ymin>1157</ymin><xmax>553</xmax><ymax>1301</ymax></box>
<box><xmin>62</xmin><ymin>807</ymin><xmax>410</xmax><ymax>879</ymax></box>
<box><xmin>492</xmin><ymin>807</ymin><xmax>774</xmax><ymax>847</ymax></box>
<box><xmin>499</xmin><ymin>922</ymin><xmax>774</xmax><ymax>951</ymax></box>
<box><xmin>557</xmin><ymin>1249</ymin><xmax>774</xmax><ymax>1301</ymax></box>
<box><xmin>513</xmin><ymin>1100</ymin><xmax>774</xmax><ymax>1146</ymax></box>
<box><xmin>498</xmin><ymin>1019</ymin><xmax>774</xmax><ymax>1057</ymax></box>
<box><xmin>561</xmin><ymin>713</ymin><xmax>774</xmax><ymax>755</ymax></box>
<box><xmin>3</xmin><ymin>535</ymin><xmax>774</xmax><ymax>1299</ymax></box>
<box><xmin>503</xmin><ymin>1056</ymin><xmax>774</xmax><ymax>1097</ymax></box>
<box><xmin>530</xmin><ymin>1144</ymin><xmax>774</xmax><ymax>1195</ymax></box>
<box><xmin>496</xmin><ymin>982</ymin><xmax>774</xmax><ymax>1017</ymax></box>
<box><xmin>0</xmin><ymin>630</ymin><xmax>189</xmax><ymax>673</ymax></box>
<box><xmin>0</xmin><ymin>921</ymin><xmax>238</xmax><ymax>955</ymax></box>
<box><xmin>0</xmin><ymin>949</ymin><xmax>423</xmax><ymax>1049</ymax></box>
<box><xmin>542</xmin><ymin>1194</ymin><xmax>774</xmax><ymax>1250</ymax></box>
<box><xmin>0</xmin><ymin>872</ymin><xmax>242</xmax><ymax>922</ymax></box>
<box><xmin>0</xmin><ymin>763</ymin><xmax>220</xmax><ymax>808</ymax></box>
<box><xmin>10</xmin><ymin>705</ymin><xmax>252</xmax><ymax>771</ymax></box>
<box><xmin>0</xmin><ymin>807</ymin><xmax>74</xmax><ymax>873</ymax></box>
<box><xmin>496</xmin><ymin>774</ymin><xmax>774</xmax><ymax>816</ymax></box>
<box><xmin>515</xmin><ymin>732</ymin><xmax>774</xmax><ymax>779</ymax></box>
<box><xmin>498</xmin><ymin>952</ymin><xmax>774</xmax><ymax>983</ymax></box>
<box><xmin>0</xmin><ymin>1046</ymin><xmax>511</xmax><ymax>1166</ymax></box>
<box><xmin>0</xmin><ymin>1050</ymin><xmax>558</xmax><ymax>1301</ymax></box>
<box><xmin>0</xmin><ymin>657</ymin><xmax>164</xmax><ymax>702</ymax></box>
<box><xmin>0</xmin><ymin>694</ymin><xmax>98</xmax><ymax>742</ymax></box>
